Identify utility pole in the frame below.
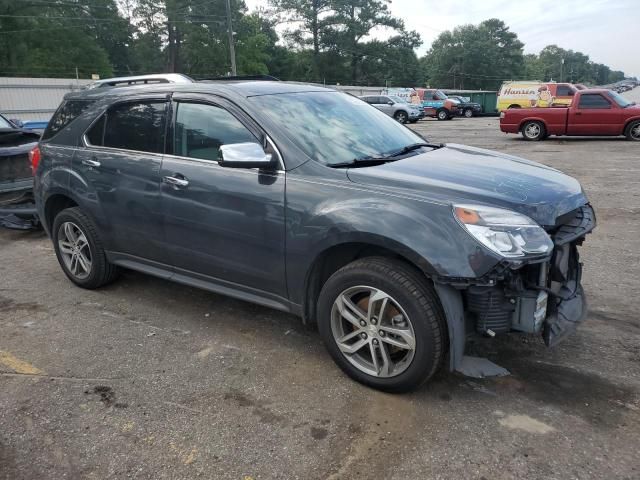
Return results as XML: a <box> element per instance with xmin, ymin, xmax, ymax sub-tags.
<box><xmin>560</xmin><ymin>58</ymin><xmax>564</xmax><ymax>82</ymax></box>
<box><xmin>225</xmin><ymin>0</ymin><xmax>237</xmax><ymax>76</ymax></box>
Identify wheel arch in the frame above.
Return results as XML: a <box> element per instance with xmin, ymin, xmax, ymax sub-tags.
<box><xmin>43</xmin><ymin>193</ymin><xmax>79</xmax><ymax>234</ymax></box>
<box><xmin>623</xmin><ymin>116</ymin><xmax>640</xmax><ymax>135</ymax></box>
<box><xmin>301</xmin><ymin>238</ymin><xmax>437</xmax><ymax>326</ymax></box>
<box><xmin>519</xmin><ymin>117</ymin><xmax>548</xmax><ymax>133</ymax></box>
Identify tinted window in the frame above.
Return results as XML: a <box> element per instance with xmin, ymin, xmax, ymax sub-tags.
<box><xmin>103</xmin><ymin>102</ymin><xmax>167</xmax><ymax>153</ymax></box>
<box><xmin>42</xmin><ymin>100</ymin><xmax>94</xmax><ymax>140</ymax></box>
<box><xmin>556</xmin><ymin>85</ymin><xmax>574</xmax><ymax>96</ymax></box>
<box><xmin>578</xmin><ymin>94</ymin><xmax>611</xmax><ymax>109</ymax></box>
<box><xmin>86</xmin><ymin>115</ymin><xmax>106</xmax><ymax>146</ymax></box>
<box><xmin>173</xmin><ymin>103</ymin><xmax>256</xmax><ymax>162</ymax></box>
<box><xmin>251</xmin><ymin>91</ymin><xmax>424</xmax><ymax>166</ymax></box>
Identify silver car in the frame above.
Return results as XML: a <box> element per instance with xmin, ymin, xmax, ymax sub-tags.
<box><xmin>360</xmin><ymin>95</ymin><xmax>423</xmax><ymax>123</ymax></box>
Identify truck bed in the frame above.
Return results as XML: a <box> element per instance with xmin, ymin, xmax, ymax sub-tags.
<box><xmin>500</xmin><ymin>107</ymin><xmax>569</xmax><ymax>135</ymax></box>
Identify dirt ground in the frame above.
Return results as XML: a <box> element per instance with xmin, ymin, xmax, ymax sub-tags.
<box><xmin>1</xmin><ymin>91</ymin><xmax>639</xmax><ymax>479</ymax></box>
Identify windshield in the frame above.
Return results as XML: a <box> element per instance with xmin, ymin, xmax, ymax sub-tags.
<box><xmin>251</xmin><ymin>91</ymin><xmax>425</xmax><ymax>166</ymax></box>
<box><xmin>608</xmin><ymin>90</ymin><xmax>633</xmax><ymax>107</ymax></box>
<box><xmin>435</xmin><ymin>90</ymin><xmax>447</xmax><ymax>100</ymax></box>
<box><xmin>0</xmin><ymin>115</ymin><xmax>13</xmax><ymax>129</ymax></box>
<box><xmin>388</xmin><ymin>95</ymin><xmax>408</xmax><ymax>104</ymax></box>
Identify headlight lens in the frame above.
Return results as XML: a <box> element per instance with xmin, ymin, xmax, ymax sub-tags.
<box><xmin>454</xmin><ymin>204</ymin><xmax>553</xmax><ymax>258</ymax></box>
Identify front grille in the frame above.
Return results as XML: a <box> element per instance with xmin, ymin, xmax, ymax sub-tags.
<box><xmin>551</xmin><ymin>204</ymin><xmax>596</xmax><ymax>246</ymax></box>
<box><xmin>0</xmin><ymin>153</ymin><xmax>32</xmax><ymax>184</ymax></box>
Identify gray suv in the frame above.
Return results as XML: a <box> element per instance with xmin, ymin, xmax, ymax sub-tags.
<box><xmin>34</xmin><ymin>77</ymin><xmax>595</xmax><ymax>392</ymax></box>
<box><xmin>360</xmin><ymin>95</ymin><xmax>423</xmax><ymax>123</ymax></box>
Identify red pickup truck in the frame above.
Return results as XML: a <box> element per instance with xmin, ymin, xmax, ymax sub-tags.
<box><xmin>500</xmin><ymin>89</ymin><xmax>640</xmax><ymax>141</ymax></box>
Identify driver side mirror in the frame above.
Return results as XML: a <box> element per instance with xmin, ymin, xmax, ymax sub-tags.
<box><xmin>387</xmin><ymin>101</ymin><xmax>394</xmax><ymax>105</ymax></box>
<box><xmin>219</xmin><ymin>142</ymin><xmax>275</xmax><ymax>169</ymax></box>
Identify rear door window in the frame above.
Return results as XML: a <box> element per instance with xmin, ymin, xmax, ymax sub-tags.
<box><xmin>98</xmin><ymin>101</ymin><xmax>167</xmax><ymax>153</ymax></box>
<box><xmin>578</xmin><ymin>94</ymin><xmax>611</xmax><ymax>109</ymax></box>
<box><xmin>172</xmin><ymin>102</ymin><xmax>256</xmax><ymax>162</ymax></box>
<box><xmin>42</xmin><ymin>100</ymin><xmax>94</xmax><ymax>140</ymax></box>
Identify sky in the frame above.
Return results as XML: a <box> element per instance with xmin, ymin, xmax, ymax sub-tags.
<box><xmin>244</xmin><ymin>0</ymin><xmax>639</xmax><ymax>78</ymax></box>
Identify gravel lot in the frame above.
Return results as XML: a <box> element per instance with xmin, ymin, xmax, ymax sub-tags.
<box><xmin>1</xmin><ymin>90</ymin><xmax>639</xmax><ymax>479</ymax></box>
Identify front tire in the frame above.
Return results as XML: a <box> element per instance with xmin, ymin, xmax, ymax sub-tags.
<box><xmin>521</xmin><ymin>121</ymin><xmax>545</xmax><ymax>141</ymax></box>
<box><xmin>317</xmin><ymin>257</ymin><xmax>446</xmax><ymax>392</ymax></box>
<box><xmin>625</xmin><ymin>120</ymin><xmax>640</xmax><ymax>141</ymax></box>
<box><xmin>436</xmin><ymin>109</ymin><xmax>448</xmax><ymax>121</ymax></box>
<box><xmin>52</xmin><ymin>207</ymin><xmax>119</xmax><ymax>289</ymax></box>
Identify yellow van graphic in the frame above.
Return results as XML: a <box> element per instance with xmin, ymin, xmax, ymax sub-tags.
<box><xmin>497</xmin><ymin>82</ymin><xmax>576</xmax><ymax>111</ymax></box>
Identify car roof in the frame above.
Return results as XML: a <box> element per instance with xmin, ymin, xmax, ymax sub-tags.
<box><xmin>65</xmin><ymin>80</ymin><xmax>333</xmax><ymax>101</ymax></box>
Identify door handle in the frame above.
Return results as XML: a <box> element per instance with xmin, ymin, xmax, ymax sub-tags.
<box><xmin>82</xmin><ymin>158</ymin><xmax>101</xmax><ymax>168</ymax></box>
<box><xmin>163</xmin><ymin>175</ymin><xmax>189</xmax><ymax>188</ymax></box>
<box><xmin>575</xmin><ymin>112</ymin><xmax>582</xmax><ymax>115</ymax></box>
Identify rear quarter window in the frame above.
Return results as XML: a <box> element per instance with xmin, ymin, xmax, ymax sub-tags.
<box><xmin>42</xmin><ymin>100</ymin><xmax>94</xmax><ymax>141</ymax></box>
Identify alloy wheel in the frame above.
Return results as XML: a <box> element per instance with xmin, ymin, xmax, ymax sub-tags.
<box><xmin>57</xmin><ymin>221</ymin><xmax>92</xmax><ymax>279</ymax></box>
<box><xmin>631</xmin><ymin>123</ymin><xmax>640</xmax><ymax>140</ymax></box>
<box><xmin>330</xmin><ymin>286</ymin><xmax>416</xmax><ymax>378</ymax></box>
<box><xmin>525</xmin><ymin>123</ymin><xmax>541</xmax><ymax>139</ymax></box>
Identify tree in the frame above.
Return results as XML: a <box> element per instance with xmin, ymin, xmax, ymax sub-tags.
<box><xmin>324</xmin><ymin>0</ymin><xmax>418</xmax><ymax>83</ymax></box>
<box><xmin>270</xmin><ymin>0</ymin><xmax>334</xmax><ymax>78</ymax></box>
<box><xmin>0</xmin><ymin>0</ymin><xmax>115</xmax><ymax>78</ymax></box>
<box><xmin>421</xmin><ymin>19</ymin><xmax>524</xmax><ymax>90</ymax></box>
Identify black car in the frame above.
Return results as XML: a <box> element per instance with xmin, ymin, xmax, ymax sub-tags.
<box><xmin>33</xmin><ymin>75</ymin><xmax>595</xmax><ymax>392</ymax></box>
<box><xmin>448</xmin><ymin>96</ymin><xmax>483</xmax><ymax>118</ymax></box>
<box><xmin>0</xmin><ymin>113</ymin><xmax>40</xmax><ymax>229</ymax></box>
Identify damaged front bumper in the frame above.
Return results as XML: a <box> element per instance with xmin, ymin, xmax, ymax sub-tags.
<box><xmin>437</xmin><ymin>204</ymin><xmax>596</xmax><ymax>373</ymax></box>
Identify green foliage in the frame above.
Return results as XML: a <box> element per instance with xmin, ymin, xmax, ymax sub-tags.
<box><xmin>0</xmin><ymin>2</ymin><xmax>631</xmax><ymax>87</ymax></box>
<box><xmin>421</xmin><ymin>19</ymin><xmax>524</xmax><ymax>90</ymax></box>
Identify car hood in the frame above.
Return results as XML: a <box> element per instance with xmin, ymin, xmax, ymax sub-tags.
<box><xmin>346</xmin><ymin>143</ymin><xmax>588</xmax><ymax>226</ymax></box>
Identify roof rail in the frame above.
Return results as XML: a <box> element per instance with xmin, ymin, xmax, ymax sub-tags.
<box><xmin>85</xmin><ymin>73</ymin><xmax>194</xmax><ymax>90</ymax></box>
<box><xmin>201</xmin><ymin>74</ymin><xmax>281</xmax><ymax>82</ymax></box>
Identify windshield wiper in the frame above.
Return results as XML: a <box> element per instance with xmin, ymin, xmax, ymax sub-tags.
<box><xmin>329</xmin><ymin>156</ymin><xmax>397</xmax><ymax>168</ymax></box>
<box><xmin>384</xmin><ymin>142</ymin><xmax>444</xmax><ymax>158</ymax></box>
<box><xmin>329</xmin><ymin>143</ymin><xmax>444</xmax><ymax>168</ymax></box>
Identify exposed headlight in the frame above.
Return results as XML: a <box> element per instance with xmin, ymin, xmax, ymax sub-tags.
<box><xmin>453</xmin><ymin>204</ymin><xmax>553</xmax><ymax>258</ymax></box>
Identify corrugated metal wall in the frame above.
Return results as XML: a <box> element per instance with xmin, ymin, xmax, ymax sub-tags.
<box><xmin>0</xmin><ymin>77</ymin><xmax>92</xmax><ymax>121</ymax></box>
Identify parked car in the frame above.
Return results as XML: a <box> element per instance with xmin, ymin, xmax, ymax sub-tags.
<box><xmin>417</xmin><ymin>88</ymin><xmax>460</xmax><ymax>120</ymax></box>
<box><xmin>497</xmin><ymin>81</ymin><xmax>579</xmax><ymax>111</ymax></box>
<box><xmin>500</xmin><ymin>89</ymin><xmax>640</xmax><ymax>141</ymax></box>
<box><xmin>447</xmin><ymin>95</ymin><xmax>483</xmax><ymax>117</ymax></box>
<box><xmin>360</xmin><ymin>95</ymin><xmax>423</xmax><ymax>123</ymax></box>
<box><xmin>0</xmin><ymin>113</ymin><xmax>40</xmax><ymax>229</ymax></box>
<box><xmin>34</xmin><ymin>76</ymin><xmax>596</xmax><ymax>392</ymax></box>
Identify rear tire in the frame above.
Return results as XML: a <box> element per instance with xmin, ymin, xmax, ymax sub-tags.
<box><xmin>436</xmin><ymin>109</ymin><xmax>448</xmax><ymax>121</ymax></box>
<box><xmin>521</xmin><ymin>121</ymin><xmax>545</xmax><ymax>141</ymax></box>
<box><xmin>52</xmin><ymin>207</ymin><xmax>119</xmax><ymax>289</ymax></box>
<box><xmin>625</xmin><ymin>120</ymin><xmax>640</xmax><ymax>141</ymax></box>
<box><xmin>317</xmin><ymin>257</ymin><xmax>447</xmax><ymax>392</ymax></box>
<box><xmin>394</xmin><ymin>111</ymin><xmax>408</xmax><ymax>124</ymax></box>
